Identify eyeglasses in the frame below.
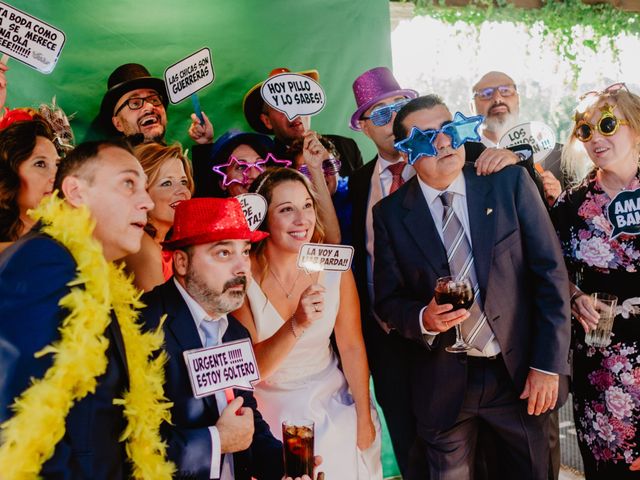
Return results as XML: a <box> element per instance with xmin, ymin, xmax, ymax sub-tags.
<box><xmin>361</xmin><ymin>99</ymin><xmax>410</xmax><ymax>127</ymax></box>
<box><xmin>297</xmin><ymin>156</ymin><xmax>342</xmax><ymax>179</ymax></box>
<box><xmin>574</xmin><ymin>103</ymin><xmax>629</xmax><ymax>142</ymax></box>
<box><xmin>473</xmin><ymin>84</ymin><xmax>517</xmax><ymax>101</ymax></box>
<box><xmin>578</xmin><ymin>82</ymin><xmax>628</xmax><ymax>101</ymax></box>
<box><xmin>113</xmin><ymin>94</ymin><xmax>164</xmax><ymax>116</ymax></box>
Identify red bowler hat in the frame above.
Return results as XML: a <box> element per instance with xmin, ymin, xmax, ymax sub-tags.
<box><xmin>162</xmin><ymin>198</ymin><xmax>268</xmax><ymax>250</ymax></box>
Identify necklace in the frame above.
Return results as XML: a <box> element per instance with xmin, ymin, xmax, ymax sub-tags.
<box><xmin>270</xmin><ymin>268</ymin><xmax>303</xmax><ymax>298</ymax></box>
<box><xmin>598</xmin><ymin>169</ymin><xmax>637</xmax><ymax>193</ymax></box>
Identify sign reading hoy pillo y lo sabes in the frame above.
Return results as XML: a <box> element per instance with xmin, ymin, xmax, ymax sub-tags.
<box><xmin>184</xmin><ymin>338</ymin><xmax>260</xmax><ymax>399</ymax></box>
<box><xmin>0</xmin><ymin>2</ymin><xmax>65</xmax><ymax>74</ymax></box>
<box><xmin>261</xmin><ymin>73</ymin><xmax>326</xmax><ymax>120</ymax></box>
<box><xmin>164</xmin><ymin>47</ymin><xmax>215</xmax><ymax>104</ymax></box>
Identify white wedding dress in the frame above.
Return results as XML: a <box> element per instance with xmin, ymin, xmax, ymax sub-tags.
<box><xmin>247</xmin><ymin>270</ymin><xmax>382</xmax><ymax>479</ymax></box>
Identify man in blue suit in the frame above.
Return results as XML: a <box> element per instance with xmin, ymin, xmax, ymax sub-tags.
<box><xmin>373</xmin><ymin>95</ymin><xmax>571</xmax><ymax>479</ymax></box>
<box><xmin>141</xmin><ymin>198</ymin><xmax>309</xmax><ymax>480</ymax></box>
<box><xmin>0</xmin><ymin>139</ymin><xmax>155</xmax><ymax>478</ymax></box>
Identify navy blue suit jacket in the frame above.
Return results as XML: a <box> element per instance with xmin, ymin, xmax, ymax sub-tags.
<box><xmin>141</xmin><ymin>279</ymin><xmax>282</xmax><ymax>480</ymax></box>
<box><xmin>0</xmin><ymin>232</ymin><xmax>130</xmax><ymax>479</ymax></box>
<box><xmin>373</xmin><ymin>165</ymin><xmax>571</xmax><ymax>435</ymax></box>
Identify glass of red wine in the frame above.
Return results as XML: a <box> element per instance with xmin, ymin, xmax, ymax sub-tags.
<box><xmin>435</xmin><ymin>275</ymin><xmax>474</xmax><ymax>353</ymax></box>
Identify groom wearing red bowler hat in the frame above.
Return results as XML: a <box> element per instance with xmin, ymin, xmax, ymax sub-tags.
<box><xmin>141</xmin><ymin>198</ymin><xmax>313</xmax><ymax>480</ymax></box>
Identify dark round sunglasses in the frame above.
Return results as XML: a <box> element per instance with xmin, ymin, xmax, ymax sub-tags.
<box><xmin>574</xmin><ymin>104</ymin><xmax>629</xmax><ymax>142</ymax></box>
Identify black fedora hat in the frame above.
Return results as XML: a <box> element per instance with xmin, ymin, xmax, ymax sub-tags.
<box><xmin>99</xmin><ymin>63</ymin><xmax>168</xmax><ymax>127</ymax></box>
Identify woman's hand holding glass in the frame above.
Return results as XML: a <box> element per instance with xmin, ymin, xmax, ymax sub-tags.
<box><xmin>571</xmin><ymin>292</ymin><xmax>600</xmax><ymax>333</ymax></box>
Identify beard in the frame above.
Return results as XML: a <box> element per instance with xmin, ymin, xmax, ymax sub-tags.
<box><xmin>484</xmin><ymin>109</ymin><xmax>519</xmax><ymax>140</ymax></box>
<box><xmin>185</xmin><ymin>268</ymin><xmax>247</xmax><ymax>318</ymax></box>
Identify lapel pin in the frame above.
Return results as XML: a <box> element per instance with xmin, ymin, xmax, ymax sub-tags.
<box><xmin>486</xmin><ymin>208</ymin><xmax>493</xmax><ymax>215</ymax></box>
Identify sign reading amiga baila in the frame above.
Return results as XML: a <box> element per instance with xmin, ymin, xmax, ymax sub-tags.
<box><xmin>0</xmin><ymin>2</ymin><xmax>65</xmax><ymax>74</ymax></box>
<box><xmin>608</xmin><ymin>188</ymin><xmax>640</xmax><ymax>239</ymax></box>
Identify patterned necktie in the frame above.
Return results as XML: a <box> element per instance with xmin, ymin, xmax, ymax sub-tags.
<box><xmin>439</xmin><ymin>191</ymin><xmax>494</xmax><ymax>351</ymax></box>
<box><xmin>201</xmin><ymin>319</ymin><xmax>219</xmax><ymax>347</ymax></box>
<box><xmin>387</xmin><ymin>161</ymin><xmax>406</xmax><ymax>194</ymax></box>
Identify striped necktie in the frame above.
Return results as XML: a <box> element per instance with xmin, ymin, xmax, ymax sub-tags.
<box><xmin>439</xmin><ymin>191</ymin><xmax>494</xmax><ymax>351</ymax></box>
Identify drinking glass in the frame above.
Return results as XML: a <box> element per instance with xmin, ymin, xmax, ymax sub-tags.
<box><xmin>584</xmin><ymin>292</ymin><xmax>618</xmax><ymax>348</ymax></box>
<box><xmin>282</xmin><ymin>419</ymin><xmax>314</xmax><ymax>477</ymax></box>
<box><xmin>435</xmin><ymin>276</ymin><xmax>474</xmax><ymax>353</ymax></box>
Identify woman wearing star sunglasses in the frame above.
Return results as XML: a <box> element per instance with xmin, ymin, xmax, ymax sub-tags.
<box><xmin>550</xmin><ymin>83</ymin><xmax>640</xmax><ymax>478</ymax></box>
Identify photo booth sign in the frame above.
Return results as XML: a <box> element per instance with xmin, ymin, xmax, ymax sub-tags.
<box><xmin>261</xmin><ymin>72</ymin><xmax>325</xmax><ymax>120</ymax></box>
<box><xmin>0</xmin><ymin>2</ymin><xmax>65</xmax><ymax>74</ymax></box>
<box><xmin>236</xmin><ymin>193</ymin><xmax>267</xmax><ymax>231</ymax></box>
<box><xmin>297</xmin><ymin>243</ymin><xmax>354</xmax><ymax>272</ymax></box>
<box><xmin>184</xmin><ymin>338</ymin><xmax>260</xmax><ymax>399</ymax></box>
<box><xmin>164</xmin><ymin>47</ymin><xmax>215</xmax><ymax>104</ymax></box>
<box><xmin>499</xmin><ymin>121</ymin><xmax>556</xmax><ymax>164</ymax></box>
<box><xmin>609</xmin><ymin>188</ymin><xmax>640</xmax><ymax>239</ymax></box>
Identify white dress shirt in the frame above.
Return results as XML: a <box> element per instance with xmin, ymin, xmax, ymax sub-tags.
<box><xmin>377</xmin><ymin>154</ymin><xmax>415</xmax><ymax>196</ymax></box>
<box><xmin>413</xmin><ymin>174</ymin><xmax>557</xmax><ymax>374</ymax></box>
<box><xmin>414</xmin><ymin>173</ymin><xmax>501</xmax><ymax>357</ymax></box>
<box><xmin>174</xmin><ymin>279</ymin><xmax>234</xmax><ymax>480</ymax></box>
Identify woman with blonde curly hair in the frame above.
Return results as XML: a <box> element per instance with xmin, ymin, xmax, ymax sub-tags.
<box><xmin>551</xmin><ymin>83</ymin><xmax>640</xmax><ymax>478</ymax></box>
<box><xmin>123</xmin><ymin>142</ymin><xmax>193</xmax><ymax>291</ymax></box>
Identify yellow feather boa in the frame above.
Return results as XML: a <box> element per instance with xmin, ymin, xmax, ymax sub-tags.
<box><xmin>0</xmin><ymin>195</ymin><xmax>175</xmax><ymax>479</ymax></box>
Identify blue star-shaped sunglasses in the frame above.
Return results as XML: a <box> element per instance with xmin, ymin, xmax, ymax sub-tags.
<box><xmin>394</xmin><ymin>112</ymin><xmax>484</xmax><ymax>165</ymax></box>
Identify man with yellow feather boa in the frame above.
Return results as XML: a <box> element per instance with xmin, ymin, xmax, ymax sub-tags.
<box><xmin>0</xmin><ymin>139</ymin><xmax>176</xmax><ymax>479</ymax></box>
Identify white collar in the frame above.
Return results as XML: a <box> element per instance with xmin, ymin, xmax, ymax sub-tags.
<box><xmin>416</xmin><ymin>171</ymin><xmax>466</xmax><ymax>207</ymax></box>
<box><xmin>377</xmin><ymin>154</ymin><xmax>405</xmax><ymax>174</ymax></box>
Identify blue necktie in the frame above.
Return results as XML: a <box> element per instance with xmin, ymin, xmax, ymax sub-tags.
<box><xmin>201</xmin><ymin>319</ymin><xmax>219</xmax><ymax>347</ymax></box>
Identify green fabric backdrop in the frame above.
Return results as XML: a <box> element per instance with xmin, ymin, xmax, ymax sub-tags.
<box><xmin>6</xmin><ymin>0</ymin><xmax>392</xmax><ymax>161</ymax></box>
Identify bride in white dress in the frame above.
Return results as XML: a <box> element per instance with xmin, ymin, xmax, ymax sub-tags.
<box><xmin>234</xmin><ymin>167</ymin><xmax>382</xmax><ymax>479</ymax></box>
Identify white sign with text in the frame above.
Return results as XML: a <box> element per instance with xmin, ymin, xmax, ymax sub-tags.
<box><xmin>297</xmin><ymin>243</ymin><xmax>354</xmax><ymax>272</ymax></box>
<box><xmin>236</xmin><ymin>193</ymin><xmax>267</xmax><ymax>231</ymax></box>
<box><xmin>0</xmin><ymin>2</ymin><xmax>65</xmax><ymax>74</ymax></box>
<box><xmin>184</xmin><ymin>338</ymin><xmax>260</xmax><ymax>399</ymax></box>
<box><xmin>261</xmin><ymin>72</ymin><xmax>325</xmax><ymax>120</ymax></box>
<box><xmin>499</xmin><ymin>121</ymin><xmax>556</xmax><ymax>164</ymax></box>
<box><xmin>164</xmin><ymin>47</ymin><xmax>215</xmax><ymax>104</ymax></box>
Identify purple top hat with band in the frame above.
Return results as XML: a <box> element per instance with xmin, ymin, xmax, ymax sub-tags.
<box><xmin>350</xmin><ymin>67</ymin><xmax>418</xmax><ymax>131</ymax></box>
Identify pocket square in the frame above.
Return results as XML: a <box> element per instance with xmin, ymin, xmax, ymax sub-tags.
<box><xmin>486</xmin><ymin>208</ymin><xmax>493</xmax><ymax>215</ymax></box>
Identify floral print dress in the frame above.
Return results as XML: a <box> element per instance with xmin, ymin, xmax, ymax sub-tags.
<box><xmin>551</xmin><ymin>170</ymin><xmax>640</xmax><ymax>478</ymax></box>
